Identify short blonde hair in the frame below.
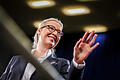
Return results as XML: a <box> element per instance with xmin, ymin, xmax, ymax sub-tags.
<box><xmin>32</xmin><ymin>18</ymin><xmax>63</xmax><ymax>49</ymax></box>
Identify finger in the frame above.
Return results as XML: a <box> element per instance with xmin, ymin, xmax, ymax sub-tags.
<box><xmin>78</xmin><ymin>42</ymin><xmax>84</xmax><ymax>48</ymax></box>
<box><xmin>74</xmin><ymin>38</ymin><xmax>82</xmax><ymax>49</ymax></box>
<box><xmin>82</xmin><ymin>31</ymin><xmax>89</xmax><ymax>42</ymax></box>
<box><xmin>91</xmin><ymin>42</ymin><xmax>99</xmax><ymax>51</ymax></box>
<box><xmin>77</xmin><ymin>43</ymin><xmax>84</xmax><ymax>53</ymax></box>
<box><xmin>74</xmin><ymin>40</ymin><xmax>83</xmax><ymax>59</ymax></box>
<box><xmin>89</xmin><ymin>34</ymin><xmax>97</xmax><ymax>46</ymax></box>
<box><xmin>86</xmin><ymin>31</ymin><xmax>95</xmax><ymax>43</ymax></box>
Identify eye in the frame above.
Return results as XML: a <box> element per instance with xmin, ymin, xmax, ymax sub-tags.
<box><xmin>57</xmin><ymin>31</ymin><xmax>61</xmax><ymax>34</ymax></box>
<box><xmin>48</xmin><ymin>25</ymin><xmax>55</xmax><ymax>30</ymax></box>
<box><xmin>49</xmin><ymin>26</ymin><xmax>54</xmax><ymax>30</ymax></box>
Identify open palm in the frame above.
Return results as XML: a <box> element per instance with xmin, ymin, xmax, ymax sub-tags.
<box><xmin>73</xmin><ymin>31</ymin><xmax>99</xmax><ymax>64</ymax></box>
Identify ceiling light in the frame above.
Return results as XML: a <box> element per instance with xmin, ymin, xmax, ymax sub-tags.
<box><xmin>33</xmin><ymin>21</ymin><xmax>42</xmax><ymax>28</ymax></box>
<box><xmin>61</xmin><ymin>5</ymin><xmax>90</xmax><ymax>16</ymax></box>
<box><xmin>27</xmin><ymin>0</ymin><xmax>56</xmax><ymax>9</ymax></box>
<box><xmin>83</xmin><ymin>25</ymin><xmax>108</xmax><ymax>32</ymax></box>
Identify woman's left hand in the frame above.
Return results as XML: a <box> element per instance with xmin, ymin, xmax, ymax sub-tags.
<box><xmin>73</xmin><ymin>31</ymin><xmax>99</xmax><ymax>64</ymax></box>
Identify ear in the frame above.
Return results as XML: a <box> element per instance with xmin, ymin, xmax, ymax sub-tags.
<box><xmin>37</xmin><ymin>29</ymin><xmax>41</xmax><ymax>35</ymax></box>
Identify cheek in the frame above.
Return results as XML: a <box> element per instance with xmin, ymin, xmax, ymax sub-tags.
<box><xmin>38</xmin><ymin>33</ymin><xmax>47</xmax><ymax>42</ymax></box>
<box><xmin>42</xmin><ymin>35</ymin><xmax>48</xmax><ymax>42</ymax></box>
<box><xmin>41</xmin><ymin>31</ymin><xmax>48</xmax><ymax>38</ymax></box>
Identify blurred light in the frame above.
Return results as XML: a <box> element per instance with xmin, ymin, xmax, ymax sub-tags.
<box><xmin>33</xmin><ymin>21</ymin><xmax>42</xmax><ymax>28</ymax></box>
<box><xmin>83</xmin><ymin>25</ymin><xmax>108</xmax><ymax>32</ymax></box>
<box><xmin>27</xmin><ymin>0</ymin><xmax>56</xmax><ymax>9</ymax></box>
<box><xmin>61</xmin><ymin>5</ymin><xmax>90</xmax><ymax>16</ymax></box>
<box><xmin>95</xmin><ymin>33</ymin><xmax>108</xmax><ymax>46</ymax></box>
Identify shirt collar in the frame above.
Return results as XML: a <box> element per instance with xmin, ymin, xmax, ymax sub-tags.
<box><xmin>37</xmin><ymin>49</ymin><xmax>53</xmax><ymax>63</ymax></box>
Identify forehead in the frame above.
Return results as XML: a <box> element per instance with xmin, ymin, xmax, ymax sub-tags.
<box><xmin>45</xmin><ymin>20</ymin><xmax>62</xmax><ymax>30</ymax></box>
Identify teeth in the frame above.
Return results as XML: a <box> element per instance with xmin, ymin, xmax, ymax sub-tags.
<box><xmin>49</xmin><ymin>36</ymin><xmax>55</xmax><ymax>41</ymax></box>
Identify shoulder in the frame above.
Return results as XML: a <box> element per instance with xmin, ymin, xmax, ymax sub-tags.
<box><xmin>2</xmin><ymin>55</ymin><xmax>25</xmax><ymax>72</ymax></box>
<box><xmin>11</xmin><ymin>55</ymin><xmax>24</xmax><ymax>60</ymax></box>
<box><xmin>9</xmin><ymin>55</ymin><xmax>26</xmax><ymax>64</ymax></box>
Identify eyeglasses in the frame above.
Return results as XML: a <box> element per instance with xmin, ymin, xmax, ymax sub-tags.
<box><xmin>41</xmin><ymin>25</ymin><xmax>63</xmax><ymax>37</ymax></box>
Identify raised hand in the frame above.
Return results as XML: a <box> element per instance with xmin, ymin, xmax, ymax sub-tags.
<box><xmin>73</xmin><ymin>31</ymin><xmax>99</xmax><ymax>64</ymax></box>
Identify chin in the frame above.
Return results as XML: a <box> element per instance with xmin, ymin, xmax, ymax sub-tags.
<box><xmin>46</xmin><ymin>38</ymin><xmax>57</xmax><ymax>48</ymax></box>
<box><xmin>46</xmin><ymin>41</ymin><xmax>54</xmax><ymax>48</ymax></box>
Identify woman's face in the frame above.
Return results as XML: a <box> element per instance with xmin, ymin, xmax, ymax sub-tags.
<box><xmin>37</xmin><ymin>20</ymin><xmax>62</xmax><ymax>48</ymax></box>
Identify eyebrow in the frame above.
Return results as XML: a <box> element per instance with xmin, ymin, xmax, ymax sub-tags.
<box><xmin>49</xmin><ymin>25</ymin><xmax>62</xmax><ymax>32</ymax></box>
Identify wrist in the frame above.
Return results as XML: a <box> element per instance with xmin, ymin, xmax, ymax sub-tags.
<box><xmin>73</xmin><ymin>57</ymin><xmax>84</xmax><ymax>64</ymax></box>
<box><xmin>72</xmin><ymin>59</ymin><xmax>85</xmax><ymax>69</ymax></box>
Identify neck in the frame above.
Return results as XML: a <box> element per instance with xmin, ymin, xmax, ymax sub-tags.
<box><xmin>33</xmin><ymin>42</ymin><xmax>51</xmax><ymax>58</ymax></box>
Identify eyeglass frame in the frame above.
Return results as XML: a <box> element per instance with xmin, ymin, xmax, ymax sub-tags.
<box><xmin>40</xmin><ymin>25</ymin><xmax>64</xmax><ymax>37</ymax></box>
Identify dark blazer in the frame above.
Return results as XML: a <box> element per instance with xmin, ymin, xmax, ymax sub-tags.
<box><xmin>0</xmin><ymin>55</ymin><xmax>84</xmax><ymax>80</ymax></box>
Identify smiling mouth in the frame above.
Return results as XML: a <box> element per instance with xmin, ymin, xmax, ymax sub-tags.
<box><xmin>48</xmin><ymin>35</ymin><xmax>56</xmax><ymax>42</ymax></box>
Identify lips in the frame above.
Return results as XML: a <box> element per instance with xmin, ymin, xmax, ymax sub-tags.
<box><xmin>48</xmin><ymin>35</ymin><xmax>57</xmax><ymax>42</ymax></box>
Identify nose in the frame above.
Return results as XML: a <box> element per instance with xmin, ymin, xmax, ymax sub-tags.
<box><xmin>53</xmin><ymin>30</ymin><xmax>58</xmax><ymax>35</ymax></box>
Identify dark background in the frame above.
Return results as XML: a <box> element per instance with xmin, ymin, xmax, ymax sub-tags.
<box><xmin>0</xmin><ymin>0</ymin><xmax>120</xmax><ymax>80</ymax></box>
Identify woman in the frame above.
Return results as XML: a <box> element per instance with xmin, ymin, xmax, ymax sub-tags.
<box><xmin>0</xmin><ymin>18</ymin><xmax>99</xmax><ymax>80</ymax></box>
